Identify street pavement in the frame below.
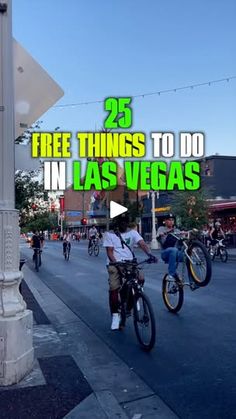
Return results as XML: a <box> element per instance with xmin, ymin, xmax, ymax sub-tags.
<box><xmin>1</xmin><ymin>239</ymin><xmax>235</xmax><ymax>418</ymax></box>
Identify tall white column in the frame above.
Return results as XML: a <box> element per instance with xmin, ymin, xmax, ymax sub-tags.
<box><xmin>149</xmin><ymin>191</ymin><xmax>159</xmax><ymax>250</ymax></box>
<box><xmin>0</xmin><ymin>0</ymin><xmax>33</xmax><ymax>385</ymax></box>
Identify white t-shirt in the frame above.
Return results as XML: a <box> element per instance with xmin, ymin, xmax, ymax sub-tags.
<box><xmin>63</xmin><ymin>234</ymin><xmax>71</xmax><ymax>242</ymax></box>
<box><xmin>89</xmin><ymin>228</ymin><xmax>97</xmax><ymax>239</ymax></box>
<box><xmin>103</xmin><ymin>229</ymin><xmax>143</xmax><ymax>262</ymax></box>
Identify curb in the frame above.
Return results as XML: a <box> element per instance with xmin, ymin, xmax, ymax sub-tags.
<box><xmin>64</xmin><ymin>391</ymin><xmax>129</xmax><ymax>419</ymax></box>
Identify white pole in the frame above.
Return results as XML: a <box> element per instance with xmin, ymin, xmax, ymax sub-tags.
<box><xmin>0</xmin><ymin>0</ymin><xmax>33</xmax><ymax>385</ymax></box>
<box><xmin>150</xmin><ymin>191</ymin><xmax>159</xmax><ymax>250</ymax></box>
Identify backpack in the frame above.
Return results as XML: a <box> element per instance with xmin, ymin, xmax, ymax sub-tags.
<box><xmin>162</xmin><ymin>233</ymin><xmax>177</xmax><ymax>249</ymax></box>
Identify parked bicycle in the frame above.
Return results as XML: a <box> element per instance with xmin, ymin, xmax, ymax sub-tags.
<box><xmin>32</xmin><ymin>248</ymin><xmax>42</xmax><ymax>272</ymax></box>
<box><xmin>208</xmin><ymin>239</ymin><xmax>228</xmax><ymax>263</ymax></box>
<box><xmin>162</xmin><ymin>231</ymin><xmax>212</xmax><ymax>313</ymax></box>
<box><xmin>110</xmin><ymin>257</ymin><xmax>156</xmax><ymax>351</ymax></box>
<box><xmin>88</xmin><ymin>238</ymin><xmax>99</xmax><ymax>256</ymax></box>
<box><xmin>63</xmin><ymin>242</ymin><xmax>71</xmax><ymax>261</ymax></box>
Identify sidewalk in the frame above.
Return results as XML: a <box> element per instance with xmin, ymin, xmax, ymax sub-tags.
<box><xmin>0</xmin><ymin>265</ymin><xmax>178</xmax><ymax>419</ymax></box>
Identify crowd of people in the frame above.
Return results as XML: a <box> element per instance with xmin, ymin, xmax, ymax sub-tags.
<box><xmin>25</xmin><ymin>214</ymin><xmax>232</xmax><ymax>331</ymax></box>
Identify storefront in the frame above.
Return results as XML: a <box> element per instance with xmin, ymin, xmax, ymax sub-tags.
<box><xmin>209</xmin><ymin>200</ymin><xmax>236</xmax><ymax>246</ymax></box>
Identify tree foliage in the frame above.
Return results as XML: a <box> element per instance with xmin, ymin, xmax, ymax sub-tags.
<box><xmin>171</xmin><ymin>189</ymin><xmax>209</xmax><ymax>230</ymax></box>
<box><xmin>22</xmin><ymin>211</ymin><xmax>58</xmax><ymax>233</ymax></box>
<box><xmin>15</xmin><ymin>170</ymin><xmax>48</xmax><ymax>228</ymax></box>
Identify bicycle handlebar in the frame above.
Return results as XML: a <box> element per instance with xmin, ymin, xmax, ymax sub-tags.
<box><xmin>109</xmin><ymin>257</ymin><xmax>157</xmax><ymax>267</ymax></box>
<box><xmin>168</xmin><ymin>229</ymin><xmax>198</xmax><ymax>241</ymax></box>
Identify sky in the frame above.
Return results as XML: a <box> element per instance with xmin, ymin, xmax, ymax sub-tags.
<box><xmin>12</xmin><ymin>0</ymin><xmax>236</xmax><ymax>182</ymax></box>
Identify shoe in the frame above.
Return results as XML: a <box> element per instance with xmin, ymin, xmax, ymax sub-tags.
<box><xmin>111</xmin><ymin>313</ymin><xmax>120</xmax><ymax>330</ymax></box>
<box><xmin>168</xmin><ymin>274</ymin><xmax>180</xmax><ymax>283</ymax></box>
<box><xmin>190</xmin><ymin>282</ymin><xmax>200</xmax><ymax>291</ymax></box>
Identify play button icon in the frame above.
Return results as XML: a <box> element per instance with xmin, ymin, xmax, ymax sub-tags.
<box><xmin>110</xmin><ymin>201</ymin><xmax>128</xmax><ymax>218</ymax></box>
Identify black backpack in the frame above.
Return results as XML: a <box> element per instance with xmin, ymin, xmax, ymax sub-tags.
<box><xmin>162</xmin><ymin>233</ymin><xmax>177</xmax><ymax>249</ymax></box>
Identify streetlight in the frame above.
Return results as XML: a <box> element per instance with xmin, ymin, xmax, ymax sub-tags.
<box><xmin>0</xmin><ymin>0</ymin><xmax>33</xmax><ymax>385</ymax></box>
<box><xmin>148</xmin><ymin>191</ymin><xmax>159</xmax><ymax>250</ymax></box>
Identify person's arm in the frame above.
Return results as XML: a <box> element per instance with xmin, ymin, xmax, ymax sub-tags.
<box><xmin>138</xmin><ymin>239</ymin><xmax>151</xmax><ymax>256</ymax></box>
<box><xmin>209</xmin><ymin>228</ymin><xmax>214</xmax><ymax>240</ymax></box>
<box><xmin>220</xmin><ymin>228</ymin><xmax>225</xmax><ymax>239</ymax></box>
<box><xmin>106</xmin><ymin>247</ymin><xmax>116</xmax><ymax>263</ymax></box>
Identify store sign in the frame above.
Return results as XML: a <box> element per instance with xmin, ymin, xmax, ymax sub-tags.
<box><xmin>155</xmin><ymin>206</ymin><xmax>171</xmax><ymax>212</ymax></box>
<box><xmin>67</xmin><ymin>211</ymin><xmax>82</xmax><ymax>217</ymax></box>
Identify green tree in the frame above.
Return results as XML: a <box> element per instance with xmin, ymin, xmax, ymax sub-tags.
<box><xmin>24</xmin><ymin>211</ymin><xmax>58</xmax><ymax>232</ymax></box>
<box><xmin>171</xmin><ymin>189</ymin><xmax>209</xmax><ymax>230</ymax></box>
<box><xmin>15</xmin><ymin>170</ymin><xmax>48</xmax><ymax>227</ymax></box>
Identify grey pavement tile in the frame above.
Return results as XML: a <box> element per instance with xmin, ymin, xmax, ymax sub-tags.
<box><xmin>95</xmin><ymin>390</ymin><xmax>129</xmax><ymax>418</ymax></box>
<box><xmin>63</xmin><ymin>393</ymin><xmax>108</xmax><ymax>419</ymax></box>
<box><xmin>122</xmin><ymin>395</ymin><xmax>179</xmax><ymax>419</ymax></box>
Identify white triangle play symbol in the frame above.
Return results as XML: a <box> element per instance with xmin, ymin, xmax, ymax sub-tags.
<box><xmin>110</xmin><ymin>201</ymin><xmax>128</xmax><ymax>218</ymax></box>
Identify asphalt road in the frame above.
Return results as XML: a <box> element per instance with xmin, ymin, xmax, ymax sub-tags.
<box><xmin>21</xmin><ymin>239</ymin><xmax>236</xmax><ymax>419</ymax></box>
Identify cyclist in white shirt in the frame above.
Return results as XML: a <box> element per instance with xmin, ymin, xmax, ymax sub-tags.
<box><xmin>103</xmin><ymin>214</ymin><xmax>157</xmax><ymax>330</ymax></box>
<box><xmin>63</xmin><ymin>232</ymin><xmax>71</xmax><ymax>255</ymax></box>
<box><xmin>88</xmin><ymin>225</ymin><xmax>98</xmax><ymax>249</ymax></box>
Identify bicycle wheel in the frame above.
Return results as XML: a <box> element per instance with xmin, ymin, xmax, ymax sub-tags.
<box><xmin>220</xmin><ymin>248</ymin><xmax>228</xmax><ymax>263</ymax></box>
<box><xmin>162</xmin><ymin>274</ymin><xmax>184</xmax><ymax>313</ymax></box>
<box><xmin>64</xmin><ymin>248</ymin><xmax>69</xmax><ymax>261</ymax></box>
<box><xmin>119</xmin><ymin>303</ymin><xmax>126</xmax><ymax>329</ymax></box>
<box><xmin>34</xmin><ymin>252</ymin><xmax>39</xmax><ymax>272</ymax></box>
<box><xmin>94</xmin><ymin>244</ymin><xmax>99</xmax><ymax>256</ymax></box>
<box><xmin>39</xmin><ymin>251</ymin><xmax>42</xmax><ymax>267</ymax></box>
<box><xmin>88</xmin><ymin>245</ymin><xmax>93</xmax><ymax>256</ymax></box>
<box><xmin>133</xmin><ymin>292</ymin><xmax>156</xmax><ymax>351</ymax></box>
<box><xmin>187</xmin><ymin>240</ymin><xmax>212</xmax><ymax>287</ymax></box>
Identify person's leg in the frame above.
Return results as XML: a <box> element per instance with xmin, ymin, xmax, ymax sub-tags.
<box><xmin>161</xmin><ymin>247</ymin><xmax>178</xmax><ymax>276</ymax></box>
<box><xmin>107</xmin><ymin>265</ymin><xmax>121</xmax><ymax>330</ymax></box>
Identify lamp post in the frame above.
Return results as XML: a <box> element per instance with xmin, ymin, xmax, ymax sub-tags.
<box><xmin>106</xmin><ymin>190</ymin><xmax>110</xmax><ymax>231</ymax></box>
<box><xmin>0</xmin><ymin>0</ymin><xmax>33</xmax><ymax>385</ymax></box>
<box><xmin>148</xmin><ymin>191</ymin><xmax>159</xmax><ymax>250</ymax></box>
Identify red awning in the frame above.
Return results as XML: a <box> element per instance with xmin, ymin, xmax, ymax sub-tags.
<box><xmin>209</xmin><ymin>202</ymin><xmax>236</xmax><ymax>211</ymax></box>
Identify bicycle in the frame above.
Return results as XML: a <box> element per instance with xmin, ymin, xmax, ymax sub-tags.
<box><xmin>110</xmin><ymin>257</ymin><xmax>156</xmax><ymax>351</ymax></box>
<box><xmin>162</xmin><ymin>231</ymin><xmax>212</xmax><ymax>313</ymax></box>
<box><xmin>208</xmin><ymin>239</ymin><xmax>228</xmax><ymax>263</ymax></box>
<box><xmin>32</xmin><ymin>248</ymin><xmax>42</xmax><ymax>272</ymax></box>
<box><xmin>88</xmin><ymin>238</ymin><xmax>99</xmax><ymax>256</ymax></box>
<box><xmin>63</xmin><ymin>242</ymin><xmax>71</xmax><ymax>261</ymax></box>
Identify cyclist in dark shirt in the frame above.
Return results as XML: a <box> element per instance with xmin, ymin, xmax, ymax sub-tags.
<box><xmin>210</xmin><ymin>222</ymin><xmax>225</xmax><ymax>246</ymax></box>
<box><xmin>31</xmin><ymin>231</ymin><xmax>41</xmax><ymax>249</ymax></box>
<box><xmin>31</xmin><ymin>230</ymin><xmax>41</xmax><ymax>262</ymax></box>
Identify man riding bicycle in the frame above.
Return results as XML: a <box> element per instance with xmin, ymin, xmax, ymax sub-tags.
<box><xmin>88</xmin><ymin>225</ymin><xmax>98</xmax><ymax>249</ymax></box>
<box><xmin>63</xmin><ymin>232</ymin><xmax>71</xmax><ymax>254</ymax></box>
<box><xmin>209</xmin><ymin>221</ymin><xmax>225</xmax><ymax>246</ymax></box>
<box><xmin>31</xmin><ymin>230</ymin><xmax>42</xmax><ymax>259</ymax></box>
<box><xmin>157</xmin><ymin>214</ymin><xmax>184</xmax><ymax>280</ymax></box>
<box><xmin>103</xmin><ymin>214</ymin><xmax>157</xmax><ymax>330</ymax></box>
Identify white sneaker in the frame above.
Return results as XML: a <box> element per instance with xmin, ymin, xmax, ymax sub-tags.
<box><xmin>111</xmin><ymin>313</ymin><xmax>120</xmax><ymax>330</ymax></box>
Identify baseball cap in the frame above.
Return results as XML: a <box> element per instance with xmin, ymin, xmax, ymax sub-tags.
<box><xmin>164</xmin><ymin>213</ymin><xmax>175</xmax><ymax>220</ymax></box>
